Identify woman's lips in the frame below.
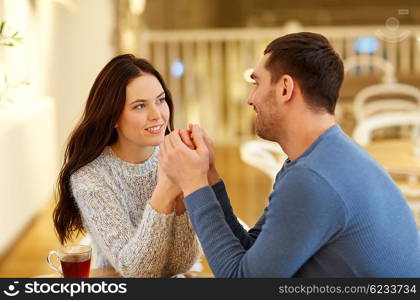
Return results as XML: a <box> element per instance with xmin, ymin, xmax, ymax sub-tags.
<box><xmin>145</xmin><ymin>124</ymin><xmax>164</xmax><ymax>134</ymax></box>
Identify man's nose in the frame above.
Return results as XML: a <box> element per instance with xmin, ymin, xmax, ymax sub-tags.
<box><xmin>247</xmin><ymin>93</ymin><xmax>254</xmax><ymax>106</ymax></box>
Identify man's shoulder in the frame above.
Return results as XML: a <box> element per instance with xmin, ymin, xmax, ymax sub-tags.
<box><xmin>269</xmin><ymin>166</ymin><xmax>348</xmax><ymax>225</ymax></box>
<box><xmin>297</xmin><ymin>130</ymin><xmax>374</xmax><ymax>180</ymax></box>
<box><xmin>274</xmin><ymin>166</ymin><xmax>341</xmax><ymax>200</ymax></box>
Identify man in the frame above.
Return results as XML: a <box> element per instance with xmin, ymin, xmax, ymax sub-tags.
<box><xmin>159</xmin><ymin>32</ymin><xmax>420</xmax><ymax>277</ymax></box>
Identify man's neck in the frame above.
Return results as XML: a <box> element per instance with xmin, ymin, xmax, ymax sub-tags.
<box><xmin>278</xmin><ymin>113</ymin><xmax>337</xmax><ymax>161</ymax></box>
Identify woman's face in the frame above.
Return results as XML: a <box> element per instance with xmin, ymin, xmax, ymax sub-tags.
<box><xmin>115</xmin><ymin>73</ymin><xmax>170</xmax><ymax>148</ymax></box>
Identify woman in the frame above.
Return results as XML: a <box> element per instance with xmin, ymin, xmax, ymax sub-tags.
<box><xmin>53</xmin><ymin>54</ymin><xmax>200</xmax><ymax>277</ymax></box>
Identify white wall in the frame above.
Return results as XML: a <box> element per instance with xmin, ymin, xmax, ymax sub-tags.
<box><xmin>47</xmin><ymin>0</ymin><xmax>116</xmax><ymax>155</ymax></box>
<box><xmin>1</xmin><ymin>0</ymin><xmax>116</xmax><ymax>157</ymax></box>
<box><xmin>0</xmin><ymin>98</ymin><xmax>58</xmax><ymax>256</ymax></box>
<box><xmin>0</xmin><ymin>0</ymin><xmax>116</xmax><ymax>254</ymax></box>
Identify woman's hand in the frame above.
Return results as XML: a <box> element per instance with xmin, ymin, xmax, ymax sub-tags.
<box><xmin>174</xmin><ymin>193</ymin><xmax>186</xmax><ymax>215</ymax></box>
<box><xmin>150</xmin><ymin>161</ymin><xmax>182</xmax><ymax>214</ymax></box>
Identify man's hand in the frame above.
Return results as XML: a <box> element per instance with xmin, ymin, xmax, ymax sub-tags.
<box><xmin>198</xmin><ymin>126</ymin><xmax>220</xmax><ymax>186</ymax></box>
<box><xmin>180</xmin><ymin>124</ymin><xmax>220</xmax><ymax>186</ymax></box>
<box><xmin>158</xmin><ymin>125</ymin><xmax>210</xmax><ymax>197</ymax></box>
<box><xmin>179</xmin><ymin>126</ymin><xmax>195</xmax><ymax>149</ymax></box>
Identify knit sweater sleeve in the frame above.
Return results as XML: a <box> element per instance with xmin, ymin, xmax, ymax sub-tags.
<box><xmin>166</xmin><ymin>212</ymin><xmax>201</xmax><ymax>276</ymax></box>
<box><xmin>70</xmin><ymin>171</ymin><xmax>174</xmax><ymax>278</ymax></box>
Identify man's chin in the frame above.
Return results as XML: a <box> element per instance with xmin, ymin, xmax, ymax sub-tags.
<box><xmin>255</xmin><ymin>122</ymin><xmax>264</xmax><ymax>138</ymax></box>
<box><xmin>256</xmin><ymin>127</ymin><xmax>275</xmax><ymax>142</ymax></box>
<box><xmin>256</xmin><ymin>128</ymin><xmax>265</xmax><ymax>139</ymax></box>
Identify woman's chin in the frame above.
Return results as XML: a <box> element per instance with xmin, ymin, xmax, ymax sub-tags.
<box><xmin>145</xmin><ymin>136</ymin><xmax>164</xmax><ymax>146</ymax></box>
<box><xmin>135</xmin><ymin>133</ymin><xmax>166</xmax><ymax>147</ymax></box>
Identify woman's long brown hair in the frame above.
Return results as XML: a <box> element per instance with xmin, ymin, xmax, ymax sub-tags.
<box><xmin>54</xmin><ymin>54</ymin><xmax>174</xmax><ymax>244</ymax></box>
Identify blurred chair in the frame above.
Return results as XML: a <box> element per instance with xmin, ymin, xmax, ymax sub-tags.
<box><xmin>352</xmin><ymin>111</ymin><xmax>420</xmax><ymax>147</ymax></box>
<box><xmin>240</xmin><ymin>140</ymin><xmax>287</xmax><ymax>184</ymax></box>
<box><xmin>352</xmin><ymin>83</ymin><xmax>420</xmax><ymax>124</ymax></box>
<box><xmin>353</xmin><ymin>112</ymin><xmax>420</xmax><ymax>201</ymax></box>
<box><xmin>343</xmin><ymin>54</ymin><xmax>396</xmax><ymax>84</ymax></box>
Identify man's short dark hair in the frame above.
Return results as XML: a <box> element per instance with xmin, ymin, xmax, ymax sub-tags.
<box><xmin>264</xmin><ymin>32</ymin><xmax>344</xmax><ymax>114</ymax></box>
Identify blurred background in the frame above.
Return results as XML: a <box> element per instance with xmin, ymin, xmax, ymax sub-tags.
<box><xmin>1</xmin><ymin>0</ymin><xmax>420</xmax><ymax>277</ymax></box>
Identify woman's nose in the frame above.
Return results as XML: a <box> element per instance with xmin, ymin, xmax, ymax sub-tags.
<box><xmin>147</xmin><ymin>104</ymin><xmax>160</xmax><ymax>120</ymax></box>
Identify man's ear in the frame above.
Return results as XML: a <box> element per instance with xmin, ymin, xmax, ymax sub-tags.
<box><xmin>276</xmin><ymin>74</ymin><xmax>294</xmax><ymax>103</ymax></box>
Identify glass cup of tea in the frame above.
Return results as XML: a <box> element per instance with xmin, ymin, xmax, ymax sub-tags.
<box><xmin>47</xmin><ymin>245</ymin><xmax>92</xmax><ymax>278</ymax></box>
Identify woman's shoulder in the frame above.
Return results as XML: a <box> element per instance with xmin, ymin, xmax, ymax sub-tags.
<box><xmin>69</xmin><ymin>148</ymin><xmax>127</xmax><ymax>209</ymax></box>
<box><xmin>70</xmin><ymin>148</ymin><xmax>112</xmax><ymax>187</ymax></box>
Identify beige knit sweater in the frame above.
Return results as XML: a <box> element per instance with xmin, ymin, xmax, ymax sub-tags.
<box><xmin>70</xmin><ymin>146</ymin><xmax>201</xmax><ymax>278</ymax></box>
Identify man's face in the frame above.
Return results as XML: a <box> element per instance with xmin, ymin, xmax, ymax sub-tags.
<box><xmin>247</xmin><ymin>54</ymin><xmax>281</xmax><ymax>141</ymax></box>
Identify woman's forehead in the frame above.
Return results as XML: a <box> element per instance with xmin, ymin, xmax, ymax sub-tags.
<box><xmin>126</xmin><ymin>74</ymin><xmax>164</xmax><ymax>100</ymax></box>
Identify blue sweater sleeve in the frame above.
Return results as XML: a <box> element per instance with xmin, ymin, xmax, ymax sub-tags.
<box><xmin>211</xmin><ymin>180</ymin><xmax>263</xmax><ymax>249</ymax></box>
<box><xmin>184</xmin><ymin>168</ymin><xmax>346</xmax><ymax>277</ymax></box>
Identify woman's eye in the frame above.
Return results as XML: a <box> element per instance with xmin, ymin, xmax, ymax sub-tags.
<box><xmin>158</xmin><ymin>98</ymin><xmax>166</xmax><ymax>103</ymax></box>
<box><xmin>135</xmin><ymin>104</ymin><xmax>146</xmax><ymax>109</ymax></box>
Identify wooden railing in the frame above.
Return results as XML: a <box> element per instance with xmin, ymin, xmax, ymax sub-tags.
<box><xmin>138</xmin><ymin>24</ymin><xmax>420</xmax><ymax>143</ymax></box>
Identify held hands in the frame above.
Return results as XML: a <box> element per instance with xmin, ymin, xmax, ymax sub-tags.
<box><xmin>152</xmin><ymin>124</ymin><xmax>220</xmax><ymax>213</ymax></box>
<box><xmin>179</xmin><ymin>124</ymin><xmax>220</xmax><ymax>186</ymax></box>
<box><xmin>158</xmin><ymin>125</ymin><xmax>211</xmax><ymax>197</ymax></box>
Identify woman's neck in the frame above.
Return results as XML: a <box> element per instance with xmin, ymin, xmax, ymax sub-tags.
<box><xmin>110</xmin><ymin>141</ymin><xmax>155</xmax><ymax>164</ymax></box>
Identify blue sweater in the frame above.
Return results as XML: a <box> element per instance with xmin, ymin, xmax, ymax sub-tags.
<box><xmin>184</xmin><ymin>125</ymin><xmax>420</xmax><ymax>277</ymax></box>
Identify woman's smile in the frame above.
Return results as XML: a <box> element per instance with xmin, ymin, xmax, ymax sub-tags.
<box><xmin>145</xmin><ymin>124</ymin><xmax>164</xmax><ymax>134</ymax></box>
